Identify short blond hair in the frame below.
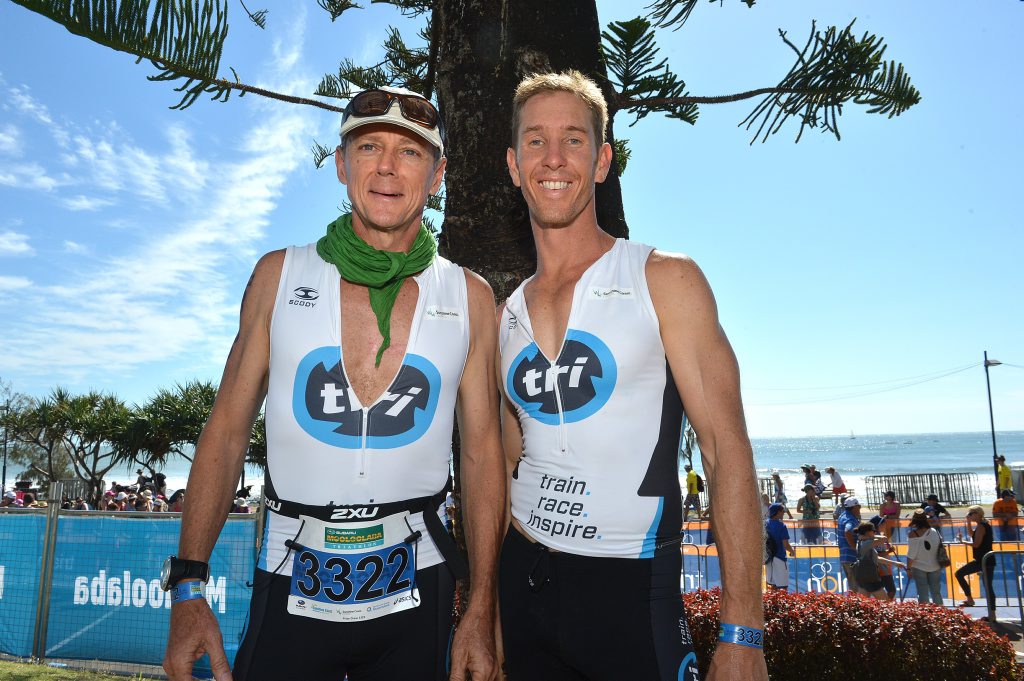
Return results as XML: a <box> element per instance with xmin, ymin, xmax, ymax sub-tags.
<box><xmin>967</xmin><ymin>505</ymin><xmax>984</xmax><ymax>517</ymax></box>
<box><xmin>512</xmin><ymin>70</ymin><xmax>608</xmax><ymax>145</ymax></box>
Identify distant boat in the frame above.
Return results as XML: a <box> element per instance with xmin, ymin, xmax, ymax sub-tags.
<box><xmin>850</xmin><ymin>430</ymin><xmax>855</xmax><ymax>440</ymax></box>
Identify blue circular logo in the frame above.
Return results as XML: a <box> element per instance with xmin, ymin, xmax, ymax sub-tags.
<box><xmin>292</xmin><ymin>347</ymin><xmax>440</xmax><ymax>449</ymax></box>
<box><xmin>506</xmin><ymin>329</ymin><xmax>616</xmax><ymax>425</ymax></box>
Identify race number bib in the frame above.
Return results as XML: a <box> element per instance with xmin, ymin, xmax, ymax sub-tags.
<box><xmin>287</xmin><ymin>512</ymin><xmax>419</xmax><ymax>622</ymax></box>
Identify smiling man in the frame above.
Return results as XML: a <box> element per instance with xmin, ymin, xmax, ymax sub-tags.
<box><xmin>497</xmin><ymin>71</ymin><xmax>767</xmax><ymax>681</ymax></box>
<box><xmin>162</xmin><ymin>86</ymin><xmax>505</xmax><ymax>681</ymax></box>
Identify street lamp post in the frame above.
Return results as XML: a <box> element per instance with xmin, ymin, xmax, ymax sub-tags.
<box><xmin>984</xmin><ymin>351</ymin><xmax>1002</xmax><ymax>494</ymax></box>
<box><xmin>1</xmin><ymin>401</ymin><xmax>9</xmax><ymax>496</ymax></box>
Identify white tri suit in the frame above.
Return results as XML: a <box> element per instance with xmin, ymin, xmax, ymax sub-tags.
<box><xmin>233</xmin><ymin>243</ymin><xmax>469</xmax><ymax>681</ymax></box>
<box><xmin>498</xmin><ymin>239</ymin><xmax>700</xmax><ymax>681</ymax></box>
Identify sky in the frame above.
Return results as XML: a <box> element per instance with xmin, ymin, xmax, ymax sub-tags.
<box><xmin>0</xmin><ymin>1</ymin><xmax>1021</xmax><ymax>438</ymax></box>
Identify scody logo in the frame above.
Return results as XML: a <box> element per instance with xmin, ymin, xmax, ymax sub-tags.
<box><xmin>292</xmin><ymin>347</ymin><xmax>442</xmax><ymax>449</ymax></box>
<box><xmin>506</xmin><ymin>329</ymin><xmax>616</xmax><ymax>425</ymax></box>
<box><xmin>290</xmin><ymin>286</ymin><xmax>319</xmax><ymax>308</ymax></box>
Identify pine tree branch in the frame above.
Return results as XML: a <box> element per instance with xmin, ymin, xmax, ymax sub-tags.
<box><xmin>238</xmin><ymin>0</ymin><xmax>267</xmax><ymax>29</ymax></box>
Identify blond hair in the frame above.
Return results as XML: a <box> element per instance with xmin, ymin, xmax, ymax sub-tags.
<box><xmin>512</xmin><ymin>70</ymin><xmax>608</xmax><ymax>144</ymax></box>
<box><xmin>967</xmin><ymin>505</ymin><xmax>984</xmax><ymax>517</ymax></box>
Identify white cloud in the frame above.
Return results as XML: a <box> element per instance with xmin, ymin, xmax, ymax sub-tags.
<box><xmin>62</xmin><ymin>194</ymin><xmax>115</xmax><ymax>211</ymax></box>
<box><xmin>0</xmin><ymin>275</ymin><xmax>31</xmax><ymax>291</ymax></box>
<box><xmin>9</xmin><ymin>85</ymin><xmax>53</xmax><ymax>126</ymax></box>
<box><xmin>0</xmin><ymin>162</ymin><xmax>69</xmax><ymax>191</ymax></box>
<box><xmin>0</xmin><ymin>230</ymin><xmax>34</xmax><ymax>256</ymax></box>
<box><xmin>63</xmin><ymin>240</ymin><xmax>88</xmax><ymax>254</ymax></box>
<box><xmin>0</xmin><ymin>123</ymin><xmax>20</xmax><ymax>156</ymax></box>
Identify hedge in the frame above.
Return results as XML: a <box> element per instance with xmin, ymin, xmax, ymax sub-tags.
<box><xmin>683</xmin><ymin>589</ymin><xmax>1018</xmax><ymax>680</ymax></box>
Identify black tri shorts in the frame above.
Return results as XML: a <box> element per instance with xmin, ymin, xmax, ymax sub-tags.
<box><xmin>499</xmin><ymin>525</ymin><xmax>700</xmax><ymax>681</ymax></box>
<box><xmin>232</xmin><ymin>564</ymin><xmax>454</xmax><ymax>681</ymax></box>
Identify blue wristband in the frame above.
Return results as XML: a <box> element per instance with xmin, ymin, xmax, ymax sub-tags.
<box><xmin>718</xmin><ymin>623</ymin><xmax>763</xmax><ymax>649</ymax></box>
<box><xmin>170</xmin><ymin>581</ymin><xmax>205</xmax><ymax>604</ymax></box>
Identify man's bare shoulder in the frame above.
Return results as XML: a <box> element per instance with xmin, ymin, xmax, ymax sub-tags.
<box><xmin>462</xmin><ymin>267</ymin><xmax>496</xmax><ymax>304</ymax></box>
<box><xmin>240</xmin><ymin>249</ymin><xmax>286</xmax><ymax>317</ymax></box>
<box><xmin>645</xmin><ymin>249</ymin><xmax>715</xmax><ymax>311</ymax></box>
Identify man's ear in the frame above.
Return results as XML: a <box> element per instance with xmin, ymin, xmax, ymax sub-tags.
<box><xmin>429</xmin><ymin>156</ymin><xmax>447</xmax><ymax>195</ymax></box>
<box><xmin>335</xmin><ymin>146</ymin><xmax>348</xmax><ymax>186</ymax></box>
<box><xmin>506</xmin><ymin>147</ymin><xmax>522</xmax><ymax>188</ymax></box>
<box><xmin>595</xmin><ymin>141</ymin><xmax>612</xmax><ymax>183</ymax></box>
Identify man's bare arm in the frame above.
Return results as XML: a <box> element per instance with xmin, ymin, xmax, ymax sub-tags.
<box><xmin>163</xmin><ymin>250</ymin><xmax>282</xmax><ymax>681</ymax></box>
<box><xmin>647</xmin><ymin>251</ymin><xmax>767</xmax><ymax>681</ymax></box>
<box><xmin>449</xmin><ymin>270</ymin><xmax>506</xmax><ymax>681</ymax></box>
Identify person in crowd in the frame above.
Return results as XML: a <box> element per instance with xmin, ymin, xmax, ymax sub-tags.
<box><xmin>231</xmin><ymin>496</ymin><xmax>250</xmax><ymax>514</ymax></box>
<box><xmin>879</xmin><ymin>490</ymin><xmax>902</xmax><ymax>542</ymax></box>
<box><xmin>125</xmin><ymin>493</ymin><xmax>139</xmax><ymax>511</ymax></box>
<box><xmin>997</xmin><ymin>455</ymin><xmax>1013</xmax><ymax>495</ymax></box>
<box><xmin>833</xmin><ymin>493</ymin><xmax>848</xmax><ymax>522</ymax></box>
<box><xmin>2</xmin><ymin>490</ymin><xmax>17</xmax><ymax>507</ymax></box>
<box><xmin>135</xmin><ymin>468</ymin><xmax>148</xmax><ymax>489</ymax></box>
<box><xmin>992</xmin><ymin>489</ymin><xmax>1020</xmax><ymax>541</ymax></box>
<box><xmin>870</xmin><ymin>516</ymin><xmax>897</xmax><ymax>600</ymax></box>
<box><xmin>771</xmin><ymin>472</ymin><xmax>794</xmax><ymax>519</ymax></box>
<box><xmin>154</xmin><ymin>472</ymin><xmax>168</xmax><ymax>499</ymax></box>
<box><xmin>683</xmin><ymin>463</ymin><xmax>702</xmax><ymax>522</ymax></box>
<box><xmin>955</xmin><ymin>505</ymin><xmax>995</xmax><ymax>608</ymax></box>
<box><xmin>838</xmin><ymin>497</ymin><xmax>863</xmax><ymax>594</ymax></box>
<box><xmin>761</xmin><ymin>493</ymin><xmax>772</xmax><ymax>520</ymax></box>
<box><xmin>167</xmin><ymin>490</ymin><xmax>185</xmax><ymax>513</ymax></box>
<box><xmin>919</xmin><ymin>494</ymin><xmax>951</xmax><ymax>520</ymax></box>
<box><xmin>105</xmin><ymin>500</ymin><xmax>119</xmax><ymax>511</ymax></box>
<box><xmin>497</xmin><ymin>70</ymin><xmax>766</xmax><ymax>680</ymax></box>
<box><xmin>73</xmin><ymin>497</ymin><xmax>91</xmax><ymax>511</ymax></box>
<box><xmin>825</xmin><ymin>466</ymin><xmax>847</xmax><ymax>496</ymax></box>
<box><xmin>113</xmin><ymin>492</ymin><xmax>128</xmax><ymax>511</ymax></box>
<box><xmin>906</xmin><ymin>508</ymin><xmax>944</xmax><ymax>605</ymax></box>
<box><xmin>164</xmin><ymin>84</ymin><xmax>504</xmax><ymax>681</ymax></box>
<box><xmin>796</xmin><ymin>484</ymin><xmax>821</xmax><ymax>545</ymax></box>
<box><xmin>135</xmin><ymin>495</ymin><xmax>152</xmax><ymax>512</ymax></box>
<box><xmin>765</xmin><ymin>503</ymin><xmax>796</xmax><ymax>590</ymax></box>
<box><xmin>22</xmin><ymin>492</ymin><xmax>45</xmax><ymax>508</ymax></box>
<box><xmin>801</xmin><ymin>464</ymin><xmax>824</xmax><ymax>496</ymax></box>
<box><xmin>854</xmin><ymin>522</ymin><xmax>906</xmax><ymax>600</ymax></box>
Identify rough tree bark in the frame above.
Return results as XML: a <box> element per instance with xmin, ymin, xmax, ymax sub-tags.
<box><xmin>434</xmin><ymin>0</ymin><xmax>627</xmax><ymax>305</ymax></box>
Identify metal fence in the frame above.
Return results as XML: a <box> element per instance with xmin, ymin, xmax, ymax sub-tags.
<box><xmin>0</xmin><ymin>482</ymin><xmax>256</xmax><ymax>678</ymax></box>
<box><xmin>863</xmin><ymin>472</ymin><xmax>980</xmax><ymax>506</ymax></box>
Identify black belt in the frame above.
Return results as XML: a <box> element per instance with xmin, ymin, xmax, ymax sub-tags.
<box><xmin>263</xmin><ymin>481</ymin><xmax>468</xmax><ymax>580</ymax></box>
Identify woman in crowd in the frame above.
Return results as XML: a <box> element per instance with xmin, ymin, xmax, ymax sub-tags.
<box><xmin>854</xmin><ymin>521</ymin><xmax>906</xmax><ymax>600</ymax></box>
<box><xmin>796</xmin><ymin>484</ymin><xmax>821</xmax><ymax>545</ymax></box>
<box><xmin>906</xmin><ymin>509</ymin><xmax>944</xmax><ymax>605</ymax></box>
<box><xmin>880</xmin><ymin>490</ymin><xmax>902</xmax><ymax>542</ymax></box>
<box><xmin>771</xmin><ymin>472</ymin><xmax>794</xmax><ymax>519</ymax></box>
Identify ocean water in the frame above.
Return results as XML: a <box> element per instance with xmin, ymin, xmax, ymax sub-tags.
<box><xmin>12</xmin><ymin>431</ymin><xmax>1024</xmax><ymax>502</ymax></box>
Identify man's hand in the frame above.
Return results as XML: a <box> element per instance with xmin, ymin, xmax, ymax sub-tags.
<box><xmin>163</xmin><ymin>599</ymin><xmax>233</xmax><ymax>681</ymax></box>
<box><xmin>706</xmin><ymin>643</ymin><xmax>769</xmax><ymax>681</ymax></box>
<box><xmin>449</xmin><ymin>604</ymin><xmax>498</xmax><ymax>681</ymax></box>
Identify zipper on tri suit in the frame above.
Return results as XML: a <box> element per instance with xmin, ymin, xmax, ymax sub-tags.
<box><xmin>551</xmin><ymin>360</ymin><xmax>568</xmax><ymax>455</ymax></box>
<box><xmin>359</xmin><ymin>409</ymin><xmax>369</xmax><ymax>478</ymax></box>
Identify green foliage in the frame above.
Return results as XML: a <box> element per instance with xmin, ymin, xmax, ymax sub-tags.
<box><xmin>11</xmin><ymin>0</ymin><xmax>231</xmax><ymax>110</ymax></box>
<box><xmin>601</xmin><ymin>17</ymin><xmax>698</xmax><ymax>126</ymax></box>
<box><xmin>647</xmin><ymin>0</ymin><xmax>756</xmax><ymax>32</ymax></box>
<box><xmin>239</xmin><ymin>0</ymin><xmax>267</xmax><ymax>29</ymax></box>
<box><xmin>317</xmin><ymin>0</ymin><xmax>362</xmax><ymax>22</ymax></box>
<box><xmin>612</xmin><ymin>138</ymin><xmax>632</xmax><ymax>175</ymax></box>
<box><xmin>371</xmin><ymin>0</ymin><xmax>432</xmax><ymax>18</ymax></box>
<box><xmin>683</xmin><ymin>588</ymin><xmax>1017</xmax><ymax>680</ymax></box>
<box><xmin>741</xmin><ymin>20</ymin><xmax>921</xmax><ymax>143</ymax></box>
<box><xmin>311</xmin><ymin>141</ymin><xmax>336</xmax><ymax>169</ymax></box>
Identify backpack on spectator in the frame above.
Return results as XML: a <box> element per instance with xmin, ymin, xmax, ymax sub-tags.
<box><xmin>764</xmin><ymin>530</ymin><xmax>777</xmax><ymax>565</ymax></box>
<box><xmin>695</xmin><ymin>474</ymin><xmax>705</xmax><ymax>493</ymax></box>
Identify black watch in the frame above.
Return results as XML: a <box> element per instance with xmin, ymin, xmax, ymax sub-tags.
<box><xmin>160</xmin><ymin>556</ymin><xmax>210</xmax><ymax>591</ymax></box>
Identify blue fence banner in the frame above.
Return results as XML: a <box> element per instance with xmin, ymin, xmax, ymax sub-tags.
<box><xmin>0</xmin><ymin>512</ymin><xmax>47</xmax><ymax>657</ymax></box>
<box><xmin>42</xmin><ymin>514</ymin><xmax>255</xmax><ymax>666</ymax></box>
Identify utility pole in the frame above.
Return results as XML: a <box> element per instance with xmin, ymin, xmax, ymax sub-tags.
<box><xmin>1</xmin><ymin>400</ymin><xmax>10</xmax><ymax>496</ymax></box>
<box><xmin>984</xmin><ymin>351</ymin><xmax>1002</xmax><ymax>494</ymax></box>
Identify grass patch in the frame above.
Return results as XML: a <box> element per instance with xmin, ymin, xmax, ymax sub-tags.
<box><xmin>0</xmin><ymin>660</ymin><xmax>161</xmax><ymax>680</ymax></box>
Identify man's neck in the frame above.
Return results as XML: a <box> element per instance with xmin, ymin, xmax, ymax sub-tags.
<box><xmin>530</xmin><ymin>214</ymin><xmax>616</xmax><ymax>280</ymax></box>
<box><xmin>351</xmin><ymin>214</ymin><xmax>423</xmax><ymax>253</ymax></box>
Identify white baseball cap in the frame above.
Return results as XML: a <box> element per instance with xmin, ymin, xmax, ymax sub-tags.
<box><xmin>340</xmin><ymin>86</ymin><xmax>444</xmax><ymax>156</ymax></box>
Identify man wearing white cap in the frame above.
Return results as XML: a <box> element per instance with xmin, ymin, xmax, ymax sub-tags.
<box><xmin>838</xmin><ymin>496</ymin><xmax>863</xmax><ymax>594</ymax></box>
<box><xmin>163</xmin><ymin>87</ymin><xmax>504</xmax><ymax>681</ymax></box>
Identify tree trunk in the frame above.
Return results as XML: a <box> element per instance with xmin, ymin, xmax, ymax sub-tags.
<box><xmin>434</xmin><ymin>0</ymin><xmax>627</xmax><ymax>304</ymax></box>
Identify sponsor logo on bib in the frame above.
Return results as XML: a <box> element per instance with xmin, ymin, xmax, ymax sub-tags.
<box><xmin>506</xmin><ymin>329</ymin><xmax>616</xmax><ymax>425</ymax></box>
<box><xmin>424</xmin><ymin>305</ymin><xmax>460</xmax><ymax>320</ymax></box>
<box><xmin>586</xmin><ymin>286</ymin><xmax>633</xmax><ymax>300</ymax></box>
<box><xmin>292</xmin><ymin>348</ymin><xmax>441</xmax><ymax>448</ymax></box>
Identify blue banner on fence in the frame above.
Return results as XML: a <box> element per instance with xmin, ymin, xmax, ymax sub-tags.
<box><xmin>42</xmin><ymin>514</ymin><xmax>255</xmax><ymax>666</ymax></box>
<box><xmin>0</xmin><ymin>511</ymin><xmax>47</xmax><ymax>657</ymax></box>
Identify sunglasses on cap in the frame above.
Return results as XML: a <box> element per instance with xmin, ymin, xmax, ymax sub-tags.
<box><xmin>343</xmin><ymin>89</ymin><xmax>441</xmax><ymax>130</ymax></box>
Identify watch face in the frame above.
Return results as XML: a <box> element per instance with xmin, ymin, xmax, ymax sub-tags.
<box><xmin>160</xmin><ymin>556</ymin><xmax>174</xmax><ymax>591</ymax></box>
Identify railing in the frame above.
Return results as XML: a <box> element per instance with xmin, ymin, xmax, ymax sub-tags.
<box><xmin>864</xmin><ymin>472</ymin><xmax>980</xmax><ymax>506</ymax></box>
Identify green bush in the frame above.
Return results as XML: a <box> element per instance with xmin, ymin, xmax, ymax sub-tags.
<box><xmin>683</xmin><ymin>589</ymin><xmax>1018</xmax><ymax>680</ymax></box>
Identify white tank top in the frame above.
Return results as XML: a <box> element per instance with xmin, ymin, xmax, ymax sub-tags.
<box><xmin>499</xmin><ymin>239</ymin><xmax>684</xmax><ymax>559</ymax></box>
<box><xmin>260</xmin><ymin>244</ymin><xmax>469</xmax><ymax>573</ymax></box>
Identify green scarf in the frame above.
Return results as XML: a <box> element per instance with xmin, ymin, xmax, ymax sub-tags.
<box><xmin>317</xmin><ymin>213</ymin><xmax>437</xmax><ymax>366</ymax></box>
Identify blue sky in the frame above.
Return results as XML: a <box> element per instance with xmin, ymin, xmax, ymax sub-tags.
<box><xmin>0</xmin><ymin>1</ymin><xmax>1021</xmax><ymax>438</ymax></box>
